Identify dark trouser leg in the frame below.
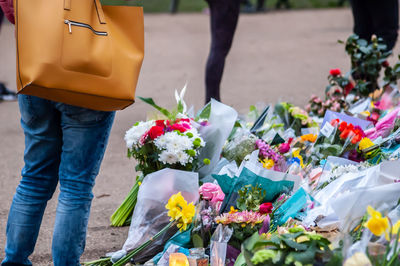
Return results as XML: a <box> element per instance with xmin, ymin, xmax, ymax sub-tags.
<box><xmin>349</xmin><ymin>0</ymin><xmax>374</xmax><ymax>42</ymax></box>
<box><xmin>256</xmin><ymin>0</ymin><xmax>265</xmax><ymax>11</ymax></box>
<box><xmin>350</xmin><ymin>0</ymin><xmax>399</xmax><ymax>51</ymax></box>
<box><xmin>367</xmin><ymin>0</ymin><xmax>399</xmax><ymax>51</ymax></box>
<box><xmin>0</xmin><ymin>8</ymin><xmax>3</xmax><ymax>31</ymax></box>
<box><xmin>205</xmin><ymin>0</ymin><xmax>240</xmax><ymax>104</ymax></box>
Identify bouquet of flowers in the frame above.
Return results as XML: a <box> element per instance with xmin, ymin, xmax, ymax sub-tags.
<box><xmin>256</xmin><ymin>139</ymin><xmax>287</xmax><ymax>172</ymax></box>
<box><xmin>111</xmin><ymin>90</ymin><xmax>209</xmax><ymax>227</ymax></box>
<box><xmin>125</xmin><ymin>117</ymin><xmax>205</xmax><ymax>174</ymax></box>
<box><xmin>215</xmin><ymin>210</ymin><xmax>268</xmax><ymax>250</ymax></box>
<box><xmin>312</xmin><ymin>118</ymin><xmax>365</xmax><ymax>163</ymax></box>
<box><xmin>275</xmin><ymin>102</ymin><xmax>318</xmax><ymax>136</ymax></box>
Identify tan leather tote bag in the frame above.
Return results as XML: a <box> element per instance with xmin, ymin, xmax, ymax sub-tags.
<box><xmin>14</xmin><ymin>0</ymin><xmax>144</xmax><ymax>111</ymax></box>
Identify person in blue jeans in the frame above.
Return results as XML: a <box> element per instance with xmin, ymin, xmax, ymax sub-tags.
<box><xmin>2</xmin><ymin>95</ymin><xmax>115</xmax><ymax>266</ymax></box>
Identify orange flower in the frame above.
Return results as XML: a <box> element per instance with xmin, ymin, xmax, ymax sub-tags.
<box><xmin>301</xmin><ymin>134</ymin><xmax>317</xmax><ymax>143</ymax></box>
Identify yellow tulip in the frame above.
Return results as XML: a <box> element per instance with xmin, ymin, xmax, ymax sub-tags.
<box><xmin>359</xmin><ymin>138</ymin><xmax>375</xmax><ymax>151</ymax></box>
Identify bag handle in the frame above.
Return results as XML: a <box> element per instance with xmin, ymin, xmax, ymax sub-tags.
<box><xmin>64</xmin><ymin>0</ymin><xmax>106</xmax><ymax>24</ymax></box>
<box><xmin>94</xmin><ymin>0</ymin><xmax>107</xmax><ymax>24</ymax></box>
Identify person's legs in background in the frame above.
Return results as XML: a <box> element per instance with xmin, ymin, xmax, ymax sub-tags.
<box><xmin>0</xmin><ymin>8</ymin><xmax>17</xmax><ymax>102</ymax></box>
<box><xmin>205</xmin><ymin>0</ymin><xmax>241</xmax><ymax>103</ymax></box>
<box><xmin>256</xmin><ymin>0</ymin><xmax>266</xmax><ymax>12</ymax></box>
<box><xmin>367</xmin><ymin>0</ymin><xmax>399</xmax><ymax>51</ymax></box>
<box><xmin>350</xmin><ymin>0</ymin><xmax>398</xmax><ymax>51</ymax></box>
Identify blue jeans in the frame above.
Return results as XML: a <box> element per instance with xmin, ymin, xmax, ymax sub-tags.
<box><xmin>2</xmin><ymin>95</ymin><xmax>115</xmax><ymax>266</ymax></box>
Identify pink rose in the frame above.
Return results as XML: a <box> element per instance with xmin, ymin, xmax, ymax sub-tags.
<box><xmin>199</xmin><ymin>183</ymin><xmax>224</xmax><ymax>201</ymax></box>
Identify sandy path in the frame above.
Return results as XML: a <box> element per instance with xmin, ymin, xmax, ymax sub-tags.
<box><xmin>0</xmin><ymin>9</ymin><xmax>399</xmax><ymax>265</ymax></box>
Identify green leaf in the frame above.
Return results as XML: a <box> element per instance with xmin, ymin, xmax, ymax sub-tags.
<box><xmin>281</xmin><ymin>238</ymin><xmax>308</xmax><ymax>251</ymax></box>
<box><xmin>192</xmin><ymin>233</ymin><xmax>204</xmax><ymax>248</ymax></box>
<box><xmin>197</xmin><ymin>102</ymin><xmax>211</xmax><ymax>120</ymax></box>
<box><xmin>138</xmin><ymin>97</ymin><xmax>171</xmax><ymax>117</ymax></box>
<box><xmin>287</xmin><ymin>243</ymin><xmax>318</xmax><ymax>264</ymax></box>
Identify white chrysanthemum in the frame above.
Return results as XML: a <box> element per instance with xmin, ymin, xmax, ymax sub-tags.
<box><xmin>124</xmin><ymin>121</ymin><xmax>155</xmax><ymax>148</ymax></box>
<box><xmin>159</xmin><ymin>150</ymin><xmax>179</xmax><ymax>165</ymax></box>
<box><xmin>154</xmin><ymin>134</ymin><xmax>169</xmax><ymax>150</ymax></box>
<box><xmin>166</xmin><ymin>136</ymin><xmax>190</xmax><ymax>153</ymax></box>
<box><xmin>176</xmin><ymin>151</ymin><xmax>190</xmax><ymax>165</ymax></box>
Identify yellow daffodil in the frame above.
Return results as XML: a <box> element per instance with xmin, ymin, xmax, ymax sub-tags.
<box><xmin>165</xmin><ymin>192</ymin><xmax>187</xmax><ymax>221</ymax></box>
<box><xmin>390</xmin><ymin>220</ymin><xmax>400</xmax><ymax>240</ymax></box>
<box><xmin>364</xmin><ymin>206</ymin><xmax>389</xmax><ymax>237</ymax></box>
<box><xmin>359</xmin><ymin>138</ymin><xmax>375</xmax><ymax>151</ymax></box>
<box><xmin>166</xmin><ymin>192</ymin><xmax>196</xmax><ymax>232</ymax></box>
<box><xmin>261</xmin><ymin>159</ymin><xmax>274</xmax><ymax>169</ymax></box>
<box><xmin>177</xmin><ymin>202</ymin><xmax>195</xmax><ymax>232</ymax></box>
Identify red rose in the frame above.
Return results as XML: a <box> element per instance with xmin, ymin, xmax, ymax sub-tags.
<box><xmin>329</xmin><ymin>68</ymin><xmax>341</xmax><ymax>76</ymax></box>
<box><xmin>148</xmin><ymin>126</ymin><xmax>164</xmax><ymax>140</ymax></box>
<box><xmin>344</xmin><ymin>82</ymin><xmax>354</xmax><ymax>96</ymax></box>
<box><xmin>382</xmin><ymin>60</ymin><xmax>390</xmax><ymax>67</ymax></box>
<box><xmin>155</xmin><ymin>120</ymin><xmax>165</xmax><ymax>127</ymax></box>
<box><xmin>259</xmin><ymin>202</ymin><xmax>273</xmax><ymax>214</ymax></box>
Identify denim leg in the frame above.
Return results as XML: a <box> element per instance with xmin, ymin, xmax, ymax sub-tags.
<box><xmin>52</xmin><ymin>104</ymin><xmax>115</xmax><ymax>266</ymax></box>
<box><xmin>2</xmin><ymin>95</ymin><xmax>62</xmax><ymax>266</ymax></box>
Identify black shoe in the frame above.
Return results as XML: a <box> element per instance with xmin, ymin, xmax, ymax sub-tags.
<box><xmin>0</xmin><ymin>83</ymin><xmax>17</xmax><ymax>101</ymax></box>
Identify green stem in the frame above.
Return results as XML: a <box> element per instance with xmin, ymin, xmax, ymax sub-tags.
<box><xmin>110</xmin><ymin>182</ymin><xmax>140</xmax><ymax>227</ymax></box>
<box><xmin>82</xmin><ymin>257</ymin><xmax>111</xmax><ymax>266</ymax></box>
<box><xmin>387</xmin><ymin>230</ymin><xmax>400</xmax><ymax>266</ymax></box>
<box><xmin>113</xmin><ymin>221</ymin><xmax>176</xmax><ymax>266</ymax></box>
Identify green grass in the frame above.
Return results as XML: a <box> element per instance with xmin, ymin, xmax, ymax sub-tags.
<box><xmin>143</xmin><ymin>0</ymin><xmax>349</xmax><ymax>13</ymax></box>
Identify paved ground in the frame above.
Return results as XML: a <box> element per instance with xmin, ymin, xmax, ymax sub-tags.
<box><xmin>1</xmin><ymin>8</ymin><xmax>400</xmax><ymax>265</ymax></box>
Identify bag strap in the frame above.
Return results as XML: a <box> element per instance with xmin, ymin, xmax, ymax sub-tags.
<box><xmin>63</xmin><ymin>0</ymin><xmax>106</xmax><ymax>24</ymax></box>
